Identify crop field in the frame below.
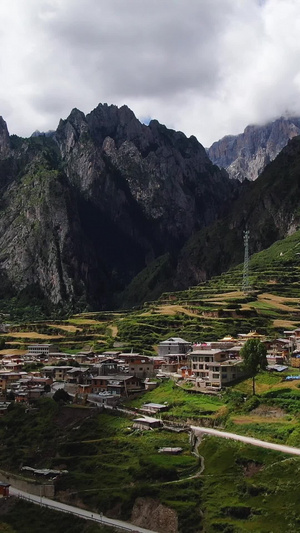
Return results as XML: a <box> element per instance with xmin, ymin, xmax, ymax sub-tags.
<box><xmin>151</xmin><ymin>304</ymin><xmax>201</xmax><ymax>317</ymax></box>
<box><xmin>2</xmin><ymin>331</ymin><xmax>63</xmax><ymax>339</ymax></box>
<box><xmin>46</xmin><ymin>323</ymin><xmax>82</xmax><ymax>332</ymax></box>
<box><xmin>0</xmin><ymin>348</ymin><xmax>27</xmax><ymax>355</ymax></box>
<box><xmin>6</xmin><ymin>229</ymin><xmax>300</xmax><ymax>355</ymax></box>
<box><xmin>273</xmin><ymin>319</ymin><xmax>299</xmax><ymax>328</ymax></box>
<box><xmin>67</xmin><ymin>318</ymin><xmax>105</xmax><ymax>325</ymax></box>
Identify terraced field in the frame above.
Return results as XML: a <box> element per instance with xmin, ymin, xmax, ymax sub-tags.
<box><xmin>3</xmin><ymin>230</ymin><xmax>300</xmax><ymax>355</ymax></box>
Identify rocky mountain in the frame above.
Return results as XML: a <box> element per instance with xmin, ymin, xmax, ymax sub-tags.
<box><xmin>0</xmin><ymin>104</ymin><xmax>236</xmax><ymax>313</ymax></box>
<box><xmin>173</xmin><ymin>135</ymin><xmax>300</xmax><ymax>289</ymax></box>
<box><xmin>208</xmin><ymin>116</ymin><xmax>300</xmax><ymax>181</ymax></box>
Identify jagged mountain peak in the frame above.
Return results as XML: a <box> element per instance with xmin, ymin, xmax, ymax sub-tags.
<box><xmin>0</xmin><ymin>117</ymin><xmax>10</xmax><ymax>157</ymax></box>
<box><xmin>0</xmin><ymin>102</ymin><xmax>236</xmax><ymax>312</ymax></box>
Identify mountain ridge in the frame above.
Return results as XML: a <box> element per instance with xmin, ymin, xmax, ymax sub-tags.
<box><xmin>208</xmin><ymin>116</ymin><xmax>300</xmax><ymax>181</ymax></box>
<box><xmin>0</xmin><ymin>104</ymin><xmax>236</xmax><ymax>313</ymax></box>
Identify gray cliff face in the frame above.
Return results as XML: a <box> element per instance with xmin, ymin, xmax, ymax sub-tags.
<box><xmin>55</xmin><ymin>104</ymin><xmax>233</xmax><ymax>248</ymax></box>
<box><xmin>0</xmin><ymin>118</ymin><xmax>10</xmax><ymax>157</ymax></box>
<box><xmin>174</xmin><ymin>135</ymin><xmax>300</xmax><ymax>289</ymax></box>
<box><xmin>208</xmin><ymin>117</ymin><xmax>300</xmax><ymax>181</ymax></box>
<box><xmin>0</xmin><ymin>104</ymin><xmax>236</xmax><ymax>309</ymax></box>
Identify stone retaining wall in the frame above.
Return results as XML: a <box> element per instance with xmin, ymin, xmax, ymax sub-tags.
<box><xmin>0</xmin><ymin>470</ymin><xmax>55</xmax><ymax>498</ymax></box>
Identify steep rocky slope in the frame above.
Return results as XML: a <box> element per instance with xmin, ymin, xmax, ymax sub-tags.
<box><xmin>174</xmin><ymin>135</ymin><xmax>300</xmax><ymax>288</ymax></box>
<box><xmin>208</xmin><ymin>116</ymin><xmax>300</xmax><ymax>181</ymax></box>
<box><xmin>0</xmin><ymin>104</ymin><xmax>236</xmax><ymax>311</ymax></box>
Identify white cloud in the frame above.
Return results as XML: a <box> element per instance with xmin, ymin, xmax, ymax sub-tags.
<box><xmin>0</xmin><ymin>0</ymin><xmax>300</xmax><ymax>145</ymax></box>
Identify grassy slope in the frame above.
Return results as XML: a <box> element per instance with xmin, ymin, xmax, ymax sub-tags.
<box><xmin>199</xmin><ymin>436</ymin><xmax>300</xmax><ymax>533</ymax></box>
<box><xmin>4</xmin><ymin>228</ymin><xmax>300</xmax><ymax>356</ymax></box>
<box><xmin>126</xmin><ymin>379</ymin><xmax>224</xmax><ymax>419</ymax></box>
<box><xmin>1</xmin><ymin>394</ymin><xmax>300</xmax><ymax>532</ymax></box>
<box><xmin>0</xmin><ymin>401</ymin><xmax>201</xmax><ymax>532</ymax></box>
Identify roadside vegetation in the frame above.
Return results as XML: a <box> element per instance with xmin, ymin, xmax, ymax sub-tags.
<box><xmin>0</xmin><ymin>498</ymin><xmax>118</xmax><ymax>533</ymax></box>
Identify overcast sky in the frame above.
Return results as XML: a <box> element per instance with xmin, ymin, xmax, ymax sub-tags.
<box><xmin>0</xmin><ymin>0</ymin><xmax>300</xmax><ymax>146</ymax></box>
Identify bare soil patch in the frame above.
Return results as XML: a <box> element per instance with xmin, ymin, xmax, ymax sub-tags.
<box><xmin>243</xmin><ymin>461</ymin><xmax>264</xmax><ymax>478</ymax></box>
<box><xmin>131</xmin><ymin>497</ymin><xmax>178</xmax><ymax>533</ymax></box>
<box><xmin>252</xmin><ymin>405</ymin><xmax>287</xmax><ymax>418</ymax></box>
<box><xmin>108</xmin><ymin>325</ymin><xmax>118</xmax><ymax>337</ymax></box>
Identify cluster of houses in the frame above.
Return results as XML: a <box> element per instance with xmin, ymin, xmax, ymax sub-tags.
<box><xmin>0</xmin><ymin>328</ymin><xmax>299</xmax><ymax>408</ymax></box>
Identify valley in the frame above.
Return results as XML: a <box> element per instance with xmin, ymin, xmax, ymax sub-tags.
<box><xmin>1</xmin><ymin>232</ymin><xmax>300</xmax><ymax>531</ymax></box>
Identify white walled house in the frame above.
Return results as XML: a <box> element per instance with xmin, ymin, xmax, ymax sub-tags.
<box><xmin>189</xmin><ymin>345</ymin><xmax>246</xmax><ymax>390</ymax></box>
<box><xmin>158</xmin><ymin>337</ymin><xmax>192</xmax><ymax>357</ymax></box>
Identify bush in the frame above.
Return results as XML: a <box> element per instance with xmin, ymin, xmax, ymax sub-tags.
<box><xmin>243</xmin><ymin>396</ymin><xmax>260</xmax><ymax>412</ymax></box>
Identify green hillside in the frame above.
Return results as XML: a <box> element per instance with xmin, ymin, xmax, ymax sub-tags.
<box><xmin>3</xmin><ymin>229</ymin><xmax>300</xmax><ymax>355</ymax></box>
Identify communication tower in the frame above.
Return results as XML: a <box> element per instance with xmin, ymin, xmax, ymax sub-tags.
<box><xmin>242</xmin><ymin>230</ymin><xmax>250</xmax><ymax>293</ymax></box>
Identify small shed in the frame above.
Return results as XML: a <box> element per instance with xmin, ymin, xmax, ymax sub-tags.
<box><xmin>158</xmin><ymin>447</ymin><xmax>183</xmax><ymax>455</ymax></box>
<box><xmin>140</xmin><ymin>402</ymin><xmax>168</xmax><ymax>414</ymax></box>
<box><xmin>133</xmin><ymin>416</ymin><xmax>163</xmax><ymax>430</ymax></box>
<box><xmin>0</xmin><ymin>482</ymin><xmax>10</xmax><ymax>497</ymax></box>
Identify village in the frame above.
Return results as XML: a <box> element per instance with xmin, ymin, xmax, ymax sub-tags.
<box><xmin>0</xmin><ymin>328</ymin><xmax>300</xmax><ymax>418</ymax></box>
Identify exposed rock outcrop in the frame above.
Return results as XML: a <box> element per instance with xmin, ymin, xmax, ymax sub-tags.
<box><xmin>131</xmin><ymin>497</ymin><xmax>178</xmax><ymax>533</ymax></box>
<box><xmin>174</xmin><ymin>135</ymin><xmax>300</xmax><ymax>287</ymax></box>
<box><xmin>208</xmin><ymin>116</ymin><xmax>300</xmax><ymax>181</ymax></box>
<box><xmin>0</xmin><ymin>104</ymin><xmax>236</xmax><ymax>310</ymax></box>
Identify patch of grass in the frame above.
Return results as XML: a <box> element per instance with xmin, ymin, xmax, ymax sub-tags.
<box><xmin>126</xmin><ymin>379</ymin><xmax>224</xmax><ymax>419</ymax></box>
<box><xmin>199</xmin><ymin>436</ymin><xmax>300</xmax><ymax>532</ymax></box>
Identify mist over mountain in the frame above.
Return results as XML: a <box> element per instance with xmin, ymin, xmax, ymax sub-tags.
<box><xmin>208</xmin><ymin>116</ymin><xmax>300</xmax><ymax>181</ymax></box>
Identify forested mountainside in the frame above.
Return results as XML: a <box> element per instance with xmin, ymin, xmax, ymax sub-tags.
<box><xmin>174</xmin><ymin>135</ymin><xmax>300</xmax><ymax>290</ymax></box>
<box><xmin>208</xmin><ymin>116</ymin><xmax>300</xmax><ymax>181</ymax></box>
<box><xmin>0</xmin><ymin>104</ymin><xmax>236</xmax><ymax>313</ymax></box>
<box><xmin>99</xmin><ymin>134</ymin><xmax>300</xmax><ymax>308</ymax></box>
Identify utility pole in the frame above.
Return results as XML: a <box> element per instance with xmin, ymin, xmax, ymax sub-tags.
<box><xmin>242</xmin><ymin>230</ymin><xmax>250</xmax><ymax>293</ymax></box>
